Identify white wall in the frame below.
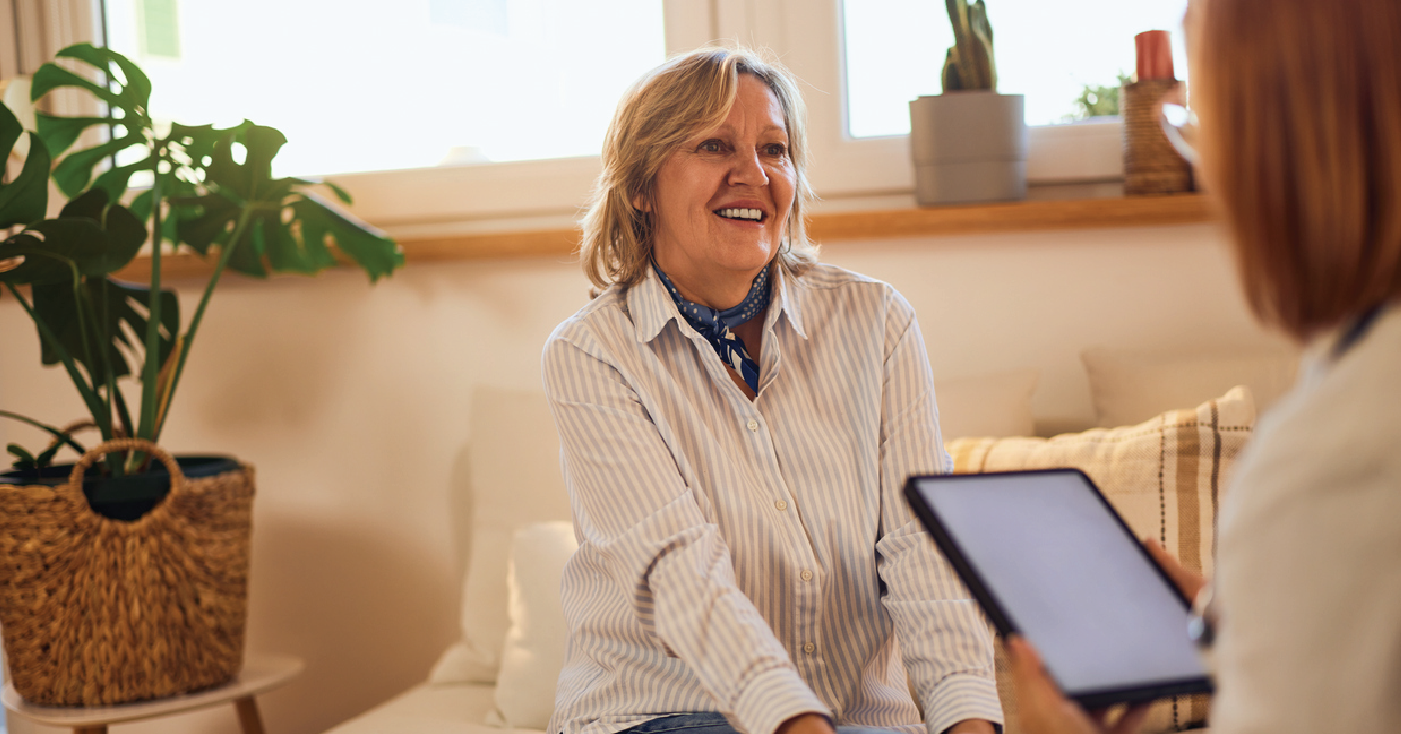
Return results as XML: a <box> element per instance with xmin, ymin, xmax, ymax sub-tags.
<box><xmin>0</xmin><ymin>220</ymin><xmax>1288</xmax><ymax>734</ymax></box>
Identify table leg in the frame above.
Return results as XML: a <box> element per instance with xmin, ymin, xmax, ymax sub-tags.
<box><xmin>234</xmin><ymin>695</ymin><xmax>266</xmax><ymax>734</ymax></box>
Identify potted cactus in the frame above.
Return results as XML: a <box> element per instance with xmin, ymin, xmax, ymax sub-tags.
<box><xmin>909</xmin><ymin>0</ymin><xmax>1027</xmax><ymax>205</ymax></box>
<box><xmin>0</xmin><ymin>43</ymin><xmax>402</xmax><ymax>706</ymax></box>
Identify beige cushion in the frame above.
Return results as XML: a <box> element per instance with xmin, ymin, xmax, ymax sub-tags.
<box><xmin>935</xmin><ymin>369</ymin><xmax>1039</xmax><ymax>439</ymax></box>
<box><xmin>946</xmin><ymin>386</ymin><xmax>1257</xmax><ymax>734</ymax></box>
<box><xmin>430</xmin><ymin>388</ymin><xmax>572</xmax><ymax>685</ymax></box>
<box><xmin>1082</xmin><ymin>346</ymin><xmax>1297</xmax><ymax>427</ymax></box>
<box><xmin>489</xmin><ymin>521</ymin><xmax>578</xmax><ymax>729</ymax></box>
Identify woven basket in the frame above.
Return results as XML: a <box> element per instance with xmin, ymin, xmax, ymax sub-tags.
<box><xmin>1122</xmin><ymin>79</ymin><xmax>1194</xmax><ymax>195</ymax></box>
<box><xmin>0</xmin><ymin>438</ymin><xmax>255</xmax><ymax>706</ymax></box>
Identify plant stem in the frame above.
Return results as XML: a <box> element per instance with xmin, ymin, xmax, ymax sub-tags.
<box><xmin>136</xmin><ymin>143</ymin><xmax>166</xmax><ymax>444</ymax></box>
<box><xmin>0</xmin><ymin>410</ymin><xmax>88</xmax><ymax>457</ymax></box>
<box><xmin>159</xmin><ymin>206</ymin><xmax>257</xmax><ymax>430</ymax></box>
<box><xmin>71</xmin><ymin>278</ymin><xmax>115</xmax><ymax>441</ymax></box>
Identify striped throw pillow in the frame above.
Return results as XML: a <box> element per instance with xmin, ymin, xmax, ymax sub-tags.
<box><xmin>945</xmin><ymin>385</ymin><xmax>1256</xmax><ymax>734</ymax></box>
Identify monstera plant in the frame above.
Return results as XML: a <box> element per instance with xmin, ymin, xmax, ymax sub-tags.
<box><xmin>0</xmin><ymin>43</ymin><xmax>402</xmax><ymax>488</ymax></box>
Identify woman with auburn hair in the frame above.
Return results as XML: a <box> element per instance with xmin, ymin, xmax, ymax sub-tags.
<box><xmin>1007</xmin><ymin>0</ymin><xmax>1401</xmax><ymax>732</ymax></box>
<box><xmin>543</xmin><ymin>47</ymin><xmax>1001</xmax><ymax>734</ymax></box>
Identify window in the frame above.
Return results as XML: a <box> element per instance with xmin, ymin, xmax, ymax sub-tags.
<box><xmin>843</xmin><ymin>0</ymin><xmax>1190</xmax><ymax>136</ymax></box>
<box><xmin>45</xmin><ymin>0</ymin><xmax>1191</xmax><ymax>236</ymax></box>
<box><xmin>101</xmin><ymin>0</ymin><xmax>667</xmax><ymax>178</ymax></box>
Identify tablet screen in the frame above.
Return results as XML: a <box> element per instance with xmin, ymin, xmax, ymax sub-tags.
<box><xmin>904</xmin><ymin>469</ymin><xmax>1212</xmax><ymax>706</ymax></box>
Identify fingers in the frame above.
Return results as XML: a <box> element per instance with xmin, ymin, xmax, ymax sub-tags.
<box><xmin>1007</xmin><ymin>636</ymin><xmax>1151</xmax><ymax>734</ymax></box>
<box><xmin>1004</xmin><ymin>635</ymin><xmax>1047</xmax><ymax>681</ymax></box>
<box><xmin>1142</xmin><ymin>538</ymin><xmax>1207</xmax><ymax>601</ymax></box>
<box><xmin>1110</xmin><ymin>703</ymin><xmax>1153</xmax><ymax>734</ymax></box>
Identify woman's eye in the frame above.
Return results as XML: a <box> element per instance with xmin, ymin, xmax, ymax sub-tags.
<box><xmin>698</xmin><ymin>140</ymin><xmax>724</xmax><ymax>153</ymax></box>
<box><xmin>763</xmin><ymin>143</ymin><xmax>788</xmax><ymax>157</ymax></box>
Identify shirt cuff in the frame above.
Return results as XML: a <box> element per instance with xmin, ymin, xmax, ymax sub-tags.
<box><xmin>921</xmin><ymin>672</ymin><xmax>1005</xmax><ymax>734</ymax></box>
<box><xmin>731</xmin><ymin>666</ymin><xmax>831</xmax><ymax>734</ymax></box>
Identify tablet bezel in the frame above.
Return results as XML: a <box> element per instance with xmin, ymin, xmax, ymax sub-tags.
<box><xmin>903</xmin><ymin>468</ymin><xmax>1214</xmax><ymax>708</ymax></box>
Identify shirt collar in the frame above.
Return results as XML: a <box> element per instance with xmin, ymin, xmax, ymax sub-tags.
<box><xmin>629</xmin><ymin>260</ymin><xmax>809</xmax><ymax>343</ymax></box>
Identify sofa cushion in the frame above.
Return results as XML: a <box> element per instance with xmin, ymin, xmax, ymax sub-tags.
<box><xmin>1082</xmin><ymin>346</ymin><xmax>1296</xmax><ymax>427</ymax></box>
<box><xmin>947</xmin><ymin>386</ymin><xmax>1256</xmax><ymax>734</ymax></box>
<box><xmin>430</xmin><ymin>388</ymin><xmax>572</xmax><ymax>685</ymax></box>
<box><xmin>489</xmin><ymin>521</ymin><xmax>579</xmax><ymax>730</ymax></box>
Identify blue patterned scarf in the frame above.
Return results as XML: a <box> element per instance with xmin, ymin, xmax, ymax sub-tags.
<box><xmin>653</xmin><ymin>262</ymin><xmax>771</xmax><ymax>393</ymax></box>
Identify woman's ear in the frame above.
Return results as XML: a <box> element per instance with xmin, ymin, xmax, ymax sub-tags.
<box><xmin>632</xmin><ymin>193</ymin><xmax>651</xmax><ymax>212</ymax></box>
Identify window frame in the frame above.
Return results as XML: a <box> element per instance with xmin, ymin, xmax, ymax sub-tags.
<box><xmin>53</xmin><ymin>0</ymin><xmax>1126</xmax><ymax>237</ymax></box>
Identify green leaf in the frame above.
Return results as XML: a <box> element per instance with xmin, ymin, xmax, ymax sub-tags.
<box><xmin>33</xmin><ymin>43</ymin><xmax>157</xmax><ymax>206</ymax></box>
<box><xmin>0</xmin><ymin>219</ymin><xmax>106</xmax><ymax>285</ymax></box>
<box><xmin>0</xmin><ymin>103</ymin><xmax>50</xmax><ymax>227</ymax></box>
<box><xmin>0</xmin><ymin>101</ymin><xmax>21</xmax><ymax>157</ymax></box>
<box><xmin>7</xmin><ymin>444</ymin><xmax>38</xmax><ymax>471</ymax></box>
<box><xmin>290</xmin><ymin>194</ymin><xmax>402</xmax><ymax>281</ymax></box>
<box><xmin>319</xmin><ymin>179</ymin><xmax>354</xmax><ymax>205</ymax></box>
<box><xmin>31</xmin><ymin>277</ymin><xmax>178</xmax><ymax>379</ymax></box>
<box><xmin>51</xmin><ymin>136</ymin><xmax>142</xmax><ymax>199</ymax></box>
<box><xmin>51</xmin><ymin>43</ymin><xmax>152</xmax><ymax>108</ymax></box>
<box><xmin>33</xmin><ymin>112</ymin><xmax>111</xmax><ymax>159</ymax></box>
<box><xmin>173</xmin><ymin>191</ymin><xmax>239</xmax><ymax>256</ymax></box>
<box><xmin>57</xmin><ymin>190</ymin><xmax>147</xmax><ymax>273</ymax></box>
<box><xmin>226</xmin><ymin>218</ymin><xmax>270</xmax><ymax>278</ymax></box>
<box><xmin>30</xmin><ymin>63</ymin><xmax>122</xmax><ymax>107</ymax></box>
<box><xmin>89</xmin><ymin>159</ymin><xmax>150</xmax><ymax>203</ymax></box>
<box><xmin>0</xmin><ymin>132</ymin><xmax>52</xmax><ymax>228</ymax></box>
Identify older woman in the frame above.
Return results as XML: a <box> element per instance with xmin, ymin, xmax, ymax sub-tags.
<box><xmin>542</xmin><ymin>48</ymin><xmax>1001</xmax><ymax>734</ymax></box>
<box><xmin>1007</xmin><ymin>1</ymin><xmax>1401</xmax><ymax>733</ymax></box>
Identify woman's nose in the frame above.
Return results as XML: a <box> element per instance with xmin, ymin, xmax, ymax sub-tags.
<box><xmin>728</xmin><ymin>149</ymin><xmax>769</xmax><ymax>186</ymax></box>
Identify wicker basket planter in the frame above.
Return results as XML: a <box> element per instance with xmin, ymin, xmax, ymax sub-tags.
<box><xmin>0</xmin><ymin>438</ymin><xmax>255</xmax><ymax>707</ymax></box>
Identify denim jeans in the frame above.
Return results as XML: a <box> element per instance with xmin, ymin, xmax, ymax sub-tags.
<box><xmin>616</xmin><ymin>711</ymin><xmax>903</xmax><ymax>734</ymax></box>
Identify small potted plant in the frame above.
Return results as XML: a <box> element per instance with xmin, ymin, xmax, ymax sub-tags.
<box><xmin>0</xmin><ymin>43</ymin><xmax>403</xmax><ymax>706</ymax></box>
<box><xmin>909</xmin><ymin>0</ymin><xmax>1028</xmax><ymax>205</ymax></box>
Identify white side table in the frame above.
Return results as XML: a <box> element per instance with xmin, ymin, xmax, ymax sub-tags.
<box><xmin>2</xmin><ymin>654</ymin><xmax>303</xmax><ymax>734</ymax></box>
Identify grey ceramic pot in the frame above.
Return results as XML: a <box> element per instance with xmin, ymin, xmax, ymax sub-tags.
<box><xmin>909</xmin><ymin>92</ymin><xmax>1028</xmax><ymax>205</ymax></box>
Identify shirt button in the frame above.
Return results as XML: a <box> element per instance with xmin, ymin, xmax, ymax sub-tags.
<box><xmin>803</xmin><ymin>642</ymin><xmax>816</xmax><ymax>654</ymax></box>
<box><xmin>774</xmin><ymin>500</ymin><xmax>788</xmax><ymax>511</ymax></box>
<box><xmin>746</xmin><ymin>418</ymin><xmax>759</xmax><ymax>431</ymax></box>
<box><xmin>800</xmin><ymin>569</ymin><xmax>813</xmax><ymax>581</ymax></box>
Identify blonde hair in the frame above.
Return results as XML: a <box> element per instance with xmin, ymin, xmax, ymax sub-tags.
<box><xmin>1192</xmin><ymin>0</ymin><xmax>1401</xmax><ymax>339</ymax></box>
<box><xmin>579</xmin><ymin>46</ymin><xmax>818</xmax><ymax>291</ymax></box>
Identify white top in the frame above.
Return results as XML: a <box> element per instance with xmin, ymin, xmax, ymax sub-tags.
<box><xmin>1211</xmin><ymin>303</ymin><xmax>1401</xmax><ymax>733</ymax></box>
<box><xmin>541</xmin><ymin>263</ymin><xmax>1001</xmax><ymax>734</ymax></box>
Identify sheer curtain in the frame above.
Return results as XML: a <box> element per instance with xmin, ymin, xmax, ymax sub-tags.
<box><xmin>0</xmin><ymin>5</ymin><xmax>102</xmax><ymax>733</ymax></box>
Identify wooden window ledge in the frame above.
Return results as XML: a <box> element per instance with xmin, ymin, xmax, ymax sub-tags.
<box><xmin>115</xmin><ymin>193</ymin><xmax>1214</xmax><ymax>281</ymax></box>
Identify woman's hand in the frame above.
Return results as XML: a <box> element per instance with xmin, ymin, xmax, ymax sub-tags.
<box><xmin>776</xmin><ymin>713</ymin><xmax>836</xmax><ymax>734</ymax></box>
<box><xmin>1142</xmin><ymin>539</ymin><xmax>1207</xmax><ymax>602</ymax></box>
<box><xmin>1005</xmin><ymin>637</ymin><xmax>1151</xmax><ymax>734</ymax></box>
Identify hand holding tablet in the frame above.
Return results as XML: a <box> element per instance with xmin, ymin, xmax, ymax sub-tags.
<box><xmin>903</xmin><ymin>469</ymin><xmax>1214</xmax><ymax>708</ymax></box>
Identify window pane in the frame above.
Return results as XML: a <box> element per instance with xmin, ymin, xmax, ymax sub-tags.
<box><xmin>102</xmin><ymin>0</ymin><xmax>666</xmax><ymax>177</ymax></box>
<box><xmin>843</xmin><ymin>0</ymin><xmax>1188</xmax><ymax>136</ymax></box>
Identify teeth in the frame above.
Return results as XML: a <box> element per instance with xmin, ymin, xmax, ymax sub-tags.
<box><xmin>718</xmin><ymin>208</ymin><xmax>763</xmax><ymax>221</ymax></box>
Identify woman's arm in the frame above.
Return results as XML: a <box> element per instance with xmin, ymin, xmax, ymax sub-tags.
<box><xmin>871</xmin><ymin>292</ymin><xmax>1003</xmax><ymax>734</ymax></box>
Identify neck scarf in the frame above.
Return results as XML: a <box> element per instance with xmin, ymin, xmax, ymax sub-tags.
<box><xmin>653</xmin><ymin>262</ymin><xmax>771</xmax><ymax>394</ymax></box>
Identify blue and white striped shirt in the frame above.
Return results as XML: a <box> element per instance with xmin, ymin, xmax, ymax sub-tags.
<box><xmin>542</xmin><ymin>262</ymin><xmax>1002</xmax><ymax>734</ymax></box>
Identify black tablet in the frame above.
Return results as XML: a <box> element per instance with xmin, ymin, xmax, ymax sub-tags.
<box><xmin>904</xmin><ymin>468</ymin><xmax>1213</xmax><ymax>708</ymax></box>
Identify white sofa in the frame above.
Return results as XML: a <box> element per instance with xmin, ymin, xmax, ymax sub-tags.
<box><xmin>322</xmin><ymin>347</ymin><xmax>1299</xmax><ymax>734</ymax></box>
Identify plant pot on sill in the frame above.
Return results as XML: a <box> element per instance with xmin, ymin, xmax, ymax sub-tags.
<box><xmin>0</xmin><ymin>438</ymin><xmax>256</xmax><ymax>707</ymax></box>
<box><xmin>909</xmin><ymin>91</ymin><xmax>1028</xmax><ymax>205</ymax></box>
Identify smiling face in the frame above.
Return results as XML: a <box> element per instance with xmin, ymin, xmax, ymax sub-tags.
<box><xmin>643</xmin><ymin>74</ymin><xmax>796</xmax><ymax>309</ymax></box>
